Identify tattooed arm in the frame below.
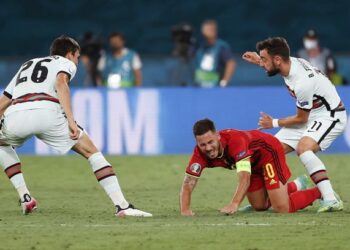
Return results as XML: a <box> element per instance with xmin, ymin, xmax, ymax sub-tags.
<box><xmin>180</xmin><ymin>174</ymin><xmax>199</xmax><ymax>216</ymax></box>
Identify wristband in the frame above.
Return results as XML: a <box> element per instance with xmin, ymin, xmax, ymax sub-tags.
<box><xmin>272</xmin><ymin>119</ymin><xmax>279</xmax><ymax>128</ymax></box>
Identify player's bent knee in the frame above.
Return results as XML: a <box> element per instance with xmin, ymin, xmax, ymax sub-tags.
<box><xmin>272</xmin><ymin>203</ymin><xmax>289</xmax><ymax>213</ymax></box>
<box><xmin>72</xmin><ymin>133</ymin><xmax>99</xmax><ymax>159</ymax></box>
<box><xmin>252</xmin><ymin>205</ymin><xmax>269</xmax><ymax>211</ymax></box>
<box><xmin>296</xmin><ymin>138</ymin><xmax>318</xmax><ymax>156</ymax></box>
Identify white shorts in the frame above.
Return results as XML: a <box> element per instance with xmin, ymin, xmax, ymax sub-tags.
<box><xmin>275</xmin><ymin>109</ymin><xmax>347</xmax><ymax>151</ymax></box>
<box><xmin>0</xmin><ymin>109</ymin><xmax>82</xmax><ymax>154</ymax></box>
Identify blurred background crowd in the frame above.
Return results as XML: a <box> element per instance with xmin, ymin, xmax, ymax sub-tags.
<box><xmin>0</xmin><ymin>0</ymin><xmax>349</xmax><ymax>88</ymax></box>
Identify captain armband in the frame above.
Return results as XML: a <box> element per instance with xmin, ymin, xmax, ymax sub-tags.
<box><xmin>236</xmin><ymin>160</ymin><xmax>252</xmax><ymax>173</ymax></box>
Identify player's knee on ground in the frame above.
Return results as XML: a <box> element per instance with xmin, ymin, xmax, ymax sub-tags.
<box><xmin>271</xmin><ymin>202</ymin><xmax>289</xmax><ymax>213</ymax></box>
<box><xmin>251</xmin><ymin>204</ymin><xmax>269</xmax><ymax>211</ymax></box>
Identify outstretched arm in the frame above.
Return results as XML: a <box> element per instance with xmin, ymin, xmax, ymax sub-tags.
<box><xmin>242</xmin><ymin>52</ymin><xmax>261</xmax><ymax>66</ymax></box>
<box><xmin>219</xmin><ymin>160</ymin><xmax>251</xmax><ymax>214</ymax></box>
<box><xmin>180</xmin><ymin>174</ymin><xmax>199</xmax><ymax>216</ymax></box>
<box><xmin>258</xmin><ymin>108</ymin><xmax>310</xmax><ymax>130</ymax></box>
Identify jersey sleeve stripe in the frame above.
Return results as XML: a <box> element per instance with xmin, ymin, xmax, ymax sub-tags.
<box><xmin>185</xmin><ymin>172</ymin><xmax>200</xmax><ymax>178</ymax></box>
<box><xmin>3</xmin><ymin>91</ymin><xmax>12</xmax><ymax>99</ymax></box>
<box><xmin>297</xmin><ymin>106</ymin><xmax>311</xmax><ymax>112</ymax></box>
<box><xmin>57</xmin><ymin>70</ymin><xmax>72</xmax><ymax>80</ymax></box>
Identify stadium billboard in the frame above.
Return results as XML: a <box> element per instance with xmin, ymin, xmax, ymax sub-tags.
<box><xmin>15</xmin><ymin>87</ymin><xmax>350</xmax><ymax>155</ymax></box>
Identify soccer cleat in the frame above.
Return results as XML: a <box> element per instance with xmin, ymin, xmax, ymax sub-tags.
<box><xmin>317</xmin><ymin>192</ymin><xmax>344</xmax><ymax>213</ymax></box>
<box><xmin>295</xmin><ymin>174</ymin><xmax>314</xmax><ymax>190</ymax></box>
<box><xmin>238</xmin><ymin>205</ymin><xmax>254</xmax><ymax>212</ymax></box>
<box><xmin>115</xmin><ymin>204</ymin><xmax>152</xmax><ymax>217</ymax></box>
<box><xmin>20</xmin><ymin>194</ymin><xmax>37</xmax><ymax>215</ymax></box>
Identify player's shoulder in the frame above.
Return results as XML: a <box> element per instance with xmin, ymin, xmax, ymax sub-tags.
<box><xmin>50</xmin><ymin>55</ymin><xmax>72</xmax><ymax>64</ymax></box>
<box><xmin>219</xmin><ymin>129</ymin><xmax>247</xmax><ymax>145</ymax></box>
<box><xmin>219</xmin><ymin>128</ymin><xmax>241</xmax><ymax>137</ymax></box>
<box><xmin>291</xmin><ymin>57</ymin><xmax>315</xmax><ymax>82</ymax></box>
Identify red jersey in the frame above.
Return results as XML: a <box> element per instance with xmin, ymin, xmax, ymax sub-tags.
<box><xmin>186</xmin><ymin>129</ymin><xmax>288</xmax><ymax>180</ymax></box>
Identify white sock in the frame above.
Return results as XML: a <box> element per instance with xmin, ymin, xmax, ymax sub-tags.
<box><xmin>88</xmin><ymin>152</ymin><xmax>129</xmax><ymax>208</ymax></box>
<box><xmin>299</xmin><ymin>150</ymin><xmax>336</xmax><ymax>201</ymax></box>
<box><xmin>293</xmin><ymin>178</ymin><xmax>302</xmax><ymax>191</ymax></box>
<box><xmin>10</xmin><ymin>174</ymin><xmax>30</xmax><ymax>198</ymax></box>
<box><xmin>0</xmin><ymin>146</ymin><xmax>30</xmax><ymax>201</ymax></box>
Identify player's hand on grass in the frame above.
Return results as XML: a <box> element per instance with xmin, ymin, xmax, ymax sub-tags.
<box><xmin>242</xmin><ymin>52</ymin><xmax>261</xmax><ymax>65</ymax></box>
<box><xmin>219</xmin><ymin>203</ymin><xmax>239</xmax><ymax>215</ymax></box>
<box><xmin>181</xmin><ymin>210</ymin><xmax>195</xmax><ymax>216</ymax></box>
<box><xmin>69</xmin><ymin>121</ymin><xmax>80</xmax><ymax>140</ymax></box>
<box><xmin>258</xmin><ymin>112</ymin><xmax>273</xmax><ymax>130</ymax></box>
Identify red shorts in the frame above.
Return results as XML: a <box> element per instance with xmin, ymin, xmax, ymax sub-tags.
<box><xmin>247</xmin><ymin>137</ymin><xmax>291</xmax><ymax>192</ymax></box>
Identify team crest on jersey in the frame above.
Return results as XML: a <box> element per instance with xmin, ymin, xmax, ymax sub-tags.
<box><xmin>190</xmin><ymin>163</ymin><xmax>202</xmax><ymax>174</ymax></box>
<box><xmin>236</xmin><ymin>151</ymin><xmax>246</xmax><ymax>159</ymax></box>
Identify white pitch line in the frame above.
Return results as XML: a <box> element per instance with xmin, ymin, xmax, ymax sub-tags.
<box><xmin>4</xmin><ymin>222</ymin><xmax>342</xmax><ymax>228</ymax></box>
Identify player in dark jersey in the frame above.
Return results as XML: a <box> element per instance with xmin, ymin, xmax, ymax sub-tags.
<box><xmin>180</xmin><ymin>118</ymin><xmax>321</xmax><ymax>216</ymax></box>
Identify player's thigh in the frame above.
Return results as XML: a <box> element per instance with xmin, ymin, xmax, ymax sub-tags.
<box><xmin>275</xmin><ymin>125</ymin><xmax>306</xmax><ymax>151</ymax></box>
<box><xmin>72</xmin><ymin>132</ymin><xmax>99</xmax><ymax>159</ymax></box>
<box><xmin>261</xmin><ymin>147</ymin><xmax>292</xmax><ymax>212</ymax></box>
<box><xmin>302</xmin><ymin>112</ymin><xmax>347</xmax><ymax>152</ymax></box>
<box><xmin>37</xmin><ymin>111</ymin><xmax>81</xmax><ymax>154</ymax></box>
<box><xmin>267</xmin><ymin>182</ymin><xmax>290</xmax><ymax>213</ymax></box>
<box><xmin>246</xmin><ymin>174</ymin><xmax>269</xmax><ymax>211</ymax></box>
<box><xmin>1</xmin><ymin>110</ymin><xmax>43</xmax><ymax>147</ymax></box>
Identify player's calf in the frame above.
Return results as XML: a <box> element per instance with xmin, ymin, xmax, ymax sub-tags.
<box><xmin>88</xmin><ymin>152</ymin><xmax>129</xmax><ymax>209</ymax></box>
<box><xmin>0</xmin><ymin>146</ymin><xmax>32</xmax><ymax>206</ymax></box>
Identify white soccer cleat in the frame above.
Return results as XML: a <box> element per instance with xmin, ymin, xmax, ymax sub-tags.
<box><xmin>317</xmin><ymin>192</ymin><xmax>344</xmax><ymax>213</ymax></box>
<box><xmin>115</xmin><ymin>204</ymin><xmax>152</xmax><ymax>217</ymax></box>
<box><xmin>20</xmin><ymin>194</ymin><xmax>37</xmax><ymax>215</ymax></box>
<box><xmin>295</xmin><ymin>174</ymin><xmax>314</xmax><ymax>190</ymax></box>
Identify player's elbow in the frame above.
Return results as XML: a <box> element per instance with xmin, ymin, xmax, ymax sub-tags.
<box><xmin>298</xmin><ymin>116</ymin><xmax>309</xmax><ymax>124</ymax></box>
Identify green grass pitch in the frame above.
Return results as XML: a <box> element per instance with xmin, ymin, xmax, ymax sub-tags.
<box><xmin>0</xmin><ymin>154</ymin><xmax>349</xmax><ymax>250</ymax></box>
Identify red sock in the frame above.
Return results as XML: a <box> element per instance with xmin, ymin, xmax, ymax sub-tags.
<box><xmin>287</xmin><ymin>182</ymin><xmax>298</xmax><ymax>194</ymax></box>
<box><xmin>289</xmin><ymin>187</ymin><xmax>321</xmax><ymax>213</ymax></box>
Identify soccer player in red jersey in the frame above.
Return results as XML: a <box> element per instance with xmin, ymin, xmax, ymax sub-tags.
<box><xmin>180</xmin><ymin>118</ymin><xmax>321</xmax><ymax>216</ymax></box>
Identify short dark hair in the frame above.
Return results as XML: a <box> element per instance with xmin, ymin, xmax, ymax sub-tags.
<box><xmin>109</xmin><ymin>32</ymin><xmax>125</xmax><ymax>41</ymax></box>
<box><xmin>193</xmin><ymin>118</ymin><xmax>216</xmax><ymax>136</ymax></box>
<box><xmin>202</xmin><ymin>19</ymin><xmax>217</xmax><ymax>27</ymax></box>
<box><xmin>256</xmin><ymin>37</ymin><xmax>290</xmax><ymax>61</ymax></box>
<box><xmin>50</xmin><ymin>35</ymin><xmax>80</xmax><ymax>56</ymax></box>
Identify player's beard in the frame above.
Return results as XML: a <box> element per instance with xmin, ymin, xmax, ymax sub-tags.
<box><xmin>267</xmin><ymin>62</ymin><xmax>280</xmax><ymax>77</ymax></box>
<box><xmin>206</xmin><ymin>141</ymin><xmax>221</xmax><ymax>159</ymax></box>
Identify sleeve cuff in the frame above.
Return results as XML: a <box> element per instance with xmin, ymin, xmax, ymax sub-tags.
<box><xmin>57</xmin><ymin>71</ymin><xmax>72</xmax><ymax>80</ymax></box>
<box><xmin>3</xmin><ymin>91</ymin><xmax>12</xmax><ymax>99</ymax></box>
<box><xmin>297</xmin><ymin>106</ymin><xmax>311</xmax><ymax>112</ymax></box>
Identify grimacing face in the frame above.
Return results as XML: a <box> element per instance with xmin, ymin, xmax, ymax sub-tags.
<box><xmin>259</xmin><ymin>49</ymin><xmax>281</xmax><ymax>77</ymax></box>
<box><xmin>195</xmin><ymin>130</ymin><xmax>221</xmax><ymax>159</ymax></box>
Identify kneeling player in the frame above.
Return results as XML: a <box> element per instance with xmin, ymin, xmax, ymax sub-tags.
<box><xmin>180</xmin><ymin>119</ymin><xmax>328</xmax><ymax>215</ymax></box>
<box><xmin>0</xmin><ymin>36</ymin><xmax>151</xmax><ymax>217</ymax></box>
